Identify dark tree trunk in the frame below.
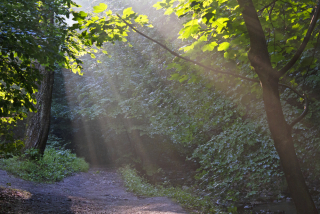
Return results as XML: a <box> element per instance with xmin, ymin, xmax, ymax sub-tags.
<box><xmin>237</xmin><ymin>0</ymin><xmax>318</xmax><ymax>213</ymax></box>
<box><xmin>260</xmin><ymin>76</ymin><xmax>317</xmax><ymax>213</ymax></box>
<box><xmin>24</xmin><ymin>64</ymin><xmax>54</xmax><ymax>155</ymax></box>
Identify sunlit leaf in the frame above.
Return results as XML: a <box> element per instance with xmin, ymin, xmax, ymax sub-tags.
<box><xmin>202</xmin><ymin>42</ymin><xmax>218</xmax><ymax>52</ymax></box>
<box><xmin>164</xmin><ymin>8</ymin><xmax>174</xmax><ymax>15</ymax></box>
<box><xmin>123</xmin><ymin>7</ymin><xmax>135</xmax><ymax>18</ymax></box>
<box><xmin>217</xmin><ymin>42</ymin><xmax>230</xmax><ymax>51</ymax></box>
<box><xmin>135</xmin><ymin>15</ymin><xmax>149</xmax><ymax>25</ymax></box>
<box><xmin>93</xmin><ymin>3</ymin><xmax>108</xmax><ymax>13</ymax></box>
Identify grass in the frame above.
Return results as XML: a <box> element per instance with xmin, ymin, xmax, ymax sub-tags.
<box><xmin>118</xmin><ymin>165</ymin><xmax>221</xmax><ymax>213</ymax></box>
<box><xmin>0</xmin><ymin>146</ymin><xmax>89</xmax><ymax>183</ymax></box>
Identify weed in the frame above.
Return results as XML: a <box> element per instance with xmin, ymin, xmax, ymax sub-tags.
<box><xmin>0</xmin><ymin>146</ymin><xmax>89</xmax><ymax>183</ymax></box>
<box><xmin>118</xmin><ymin>165</ymin><xmax>219</xmax><ymax>213</ymax></box>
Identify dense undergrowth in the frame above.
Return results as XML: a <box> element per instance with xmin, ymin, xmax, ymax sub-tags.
<box><xmin>30</xmin><ymin>0</ymin><xmax>319</xmax><ymax>210</ymax></box>
<box><xmin>0</xmin><ymin>145</ymin><xmax>89</xmax><ymax>183</ymax></box>
<box><xmin>119</xmin><ymin>165</ymin><xmax>240</xmax><ymax>213</ymax></box>
<box><xmin>46</xmin><ymin>0</ymin><xmax>320</xmax><ymax>208</ymax></box>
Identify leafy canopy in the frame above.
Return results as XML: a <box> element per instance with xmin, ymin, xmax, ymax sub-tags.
<box><xmin>0</xmin><ymin>0</ymin><xmax>87</xmax><ymax>140</ymax></box>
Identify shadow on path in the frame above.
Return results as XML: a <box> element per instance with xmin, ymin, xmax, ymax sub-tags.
<box><xmin>0</xmin><ymin>167</ymin><xmax>187</xmax><ymax>214</ymax></box>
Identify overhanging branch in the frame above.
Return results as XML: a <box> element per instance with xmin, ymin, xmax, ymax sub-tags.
<box><xmin>116</xmin><ymin>14</ymin><xmax>259</xmax><ymax>83</ymax></box>
<box><xmin>117</xmin><ymin>14</ymin><xmax>309</xmax><ymax>128</ymax></box>
<box><xmin>278</xmin><ymin>1</ymin><xmax>320</xmax><ymax>77</ymax></box>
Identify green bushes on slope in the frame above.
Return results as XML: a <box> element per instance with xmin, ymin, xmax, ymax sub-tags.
<box><xmin>0</xmin><ymin>145</ymin><xmax>89</xmax><ymax>183</ymax></box>
<box><xmin>119</xmin><ymin>165</ymin><xmax>221</xmax><ymax>213</ymax></box>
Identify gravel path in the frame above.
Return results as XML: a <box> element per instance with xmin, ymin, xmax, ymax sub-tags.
<box><xmin>0</xmin><ymin>167</ymin><xmax>188</xmax><ymax>214</ymax></box>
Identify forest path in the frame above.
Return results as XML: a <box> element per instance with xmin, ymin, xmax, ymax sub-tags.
<box><xmin>0</xmin><ymin>167</ymin><xmax>187</xmax><ymax>214</ymax></box>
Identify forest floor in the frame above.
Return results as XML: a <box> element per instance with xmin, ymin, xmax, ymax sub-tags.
<box><xmin>0</xmin><ymin>166</ymin><xmax>187</xmax><ymax>214</ymax></box>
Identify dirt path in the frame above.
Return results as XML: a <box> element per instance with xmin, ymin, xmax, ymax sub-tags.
<box><xmin>0</xmin><ymin>167</ymin><xmax>188</xmax><ymax>214</ymax></box>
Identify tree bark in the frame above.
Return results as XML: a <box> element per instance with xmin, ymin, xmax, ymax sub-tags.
<box><xmin>237</xmin><ymin>0</ymin><xmax>318</xmax><ymax>213</ymax></box>
<box><xmin>260</xmin><ymin>76</ymin><xmax>317</xmax><ymax>213</ymax></box>
<box><xmin>24</xmin><ymin>64</ymin><xmax>54</xmax><ymax>155</ymax></box>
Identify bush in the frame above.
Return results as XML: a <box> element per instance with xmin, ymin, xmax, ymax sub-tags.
<box><xmin>0</xmin><ymin>140</ymin><xmax>25</xmax><ymax>158</ymax></box>
<box><xmin>119</xmin><ymin>165</ymin><xmax>220</xmax><ymax>213</ymax></box>
<box><xmin>0</xmin><ymin>146</ymin><xmax>89</xmax><ymax>183</ymax></box>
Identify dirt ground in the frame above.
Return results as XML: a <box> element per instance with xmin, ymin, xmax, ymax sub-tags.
<box><xmin>0</xmin><ymin>167</ymin><xmax>188</xmax><ymax>214</ymax></box>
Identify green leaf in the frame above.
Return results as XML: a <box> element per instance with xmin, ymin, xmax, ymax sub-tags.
<box><xmin>179</xmin><ymin>75</ymin><xmax>188</xmax><ymax>83</ymax></box>
<box><xmin>153</xmin><ymin>2</ymin><xmax>163</xmax><ymax>10</ymax></box>
<box><xmin>188</xmin><ymin>75</ymin><xmax>198</xmax><ymax>84</ymax></box>
<box><xmin>271</xmin><ymin>53</ymin><xmax>285</xmax><ymax>63</ymax></box>
<box><xmin>164</xmin><ymin>8</ymin><xmax>174</xmax><ymax>15</ymax></box>
<box><xmin>285</xmin><ymin>47</ymin><xmax>294</xmax><ymax>54</ymax></box>
<box><xmin>166</xmin><ymin>63</ymin><xmax>183</xmax><ymax>71</ymax></box>
<box><xmin>202</xmin><ymin>42</ymin><xmax>218</xmax><ymax>52</ymax></box>
<box><xmin>134</xmin><ymin>15</ymin><xmax>149</xmax><ymax>25</ymax></box>
<box><xmin>217</xmin><ymin>42</ymin><xmax>230</xmax><ymax>51</ymax></box>
<box><xmin>169</xmin><ymin>73</ymin><xmax>180</xmax><ymax>80</ymax></box>
<box><xmin>123</xmin><ymin>7</ymin><xmax>135</xmax><ymax>18</ymax></box>
<box><xmin>166</xmin><ymin>63</ymin><xmax>176</xmax><ymax>70</ymax></box>
<box><xmin>93</xmin><ymin>3</ymin><xmax>108</xmax><ymax>13</ymax></box>
<box><xmin>72</xmin><ymin>11</ymin><xmax>87</xmax><ymax>21</ymax></box>
<box><xmin>292</xmin><ymin>23</ymin><xmax>300</xmax><ymax>30</ymax></box>
<box><xmin>213</xmin><ymin>18</ymin><xmax>229</xmax><ymax>33</ymax></box>
<box><xmin>179</xmin><ymin>25</ymin><xmax>200</xmax><ymax>39</ymax></box>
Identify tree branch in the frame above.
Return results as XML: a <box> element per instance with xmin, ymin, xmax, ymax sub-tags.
<box><xmin>288</xmin><ymin>94</ymin><xmax>309</xmax><ymax>129</ymax></box>
<box><xmin>277</xmin><ymin>83</ymin><xmax>309</xmax><ymax>128</ymax></box>
<box><xmin>117</xmin><ymin>14</ymin><xmax>309</xmax><ymax>128</ymax></box>
<box><xmin>278</xmin><ymin>83</ymin><xmax>304</xmax><ymax>98</ymax></box>
<box><xmin>116</xmin><ymin>14</ymin><xmax>259</xmax><ymax>83</ymax></box>
<box><xmin>278</xmin><ymin>1</ymin><xmax>320</xmax><ymax>77</ymax></box>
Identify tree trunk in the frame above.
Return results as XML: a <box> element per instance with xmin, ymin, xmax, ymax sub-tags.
<box><xmin>260</xmin><ymin>77</ymin><xmax>317</xmax><ymax>213</ymax></box>
<box><xmin>237</xmin><ymin>0</ymin><xmax>318</xmax><ymax>212</ymax></box>
<box><xmin>24</xmin><ymin>64</ymin><xmax>54</xmax><ymax>155</ymax></box>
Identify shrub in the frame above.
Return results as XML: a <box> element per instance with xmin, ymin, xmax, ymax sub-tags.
<box><xmin>0</xmin><ymin>146</ymin><xmax>89</xmax><ymax>183</ymax></box>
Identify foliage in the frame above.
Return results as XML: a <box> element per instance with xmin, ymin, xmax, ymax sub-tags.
<box><xmin>0</xmin><ymin>0</ymin><xmax>92</xmax><ymax>150</ymax></box>
<box><xmin>119</xmin><ymin>165</ymin><xmax>220</xmax><ymax>213</ymax></box>
<box><xmin>0</xmin><ymin>144</ymin><xmax>89</xmax><ymax>183</ymax></box>
<box><xmin>1</xmin><ymin>0</ymin><xmax>77</xmax><ymax>117</ymax></box>
<box><xmin>0</xmin><ymin>140</ymin><xmax>24</xmax><ymax>158</ymax></box>
<box><xmin>4</xmin><ymin>0</ymin><xmax>314</xmax><ymax>208</ymax></box>
<box><xmin>51</xmin><ymin>0</ymin><xmax>320</xmax><ymax>206</ymax></box>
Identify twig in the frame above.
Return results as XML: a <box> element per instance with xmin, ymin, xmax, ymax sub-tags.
<box><xmin>258</xmin><ymin>0</ymin><xmax>278</xmax><ymax>14</ymax></box>
<box><xmin>288</xmin><ymin>94</ymin><xmax>309</xmax><ymax>129</ymax></box>
<box><xmin>278</xmin><ymin>83</ymin><xmax>304</xmax><ymax>98</ymax></box>
<box><xmin>277</xmin><ymin>84</ymin><xmax>308</xmax><ymax>128</ymax></box>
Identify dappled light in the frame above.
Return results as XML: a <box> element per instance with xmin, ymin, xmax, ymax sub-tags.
<box><xmin>1</xmin><ymin>0</ymin><xmax>320</xmax><ymax>213</ymax></box>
